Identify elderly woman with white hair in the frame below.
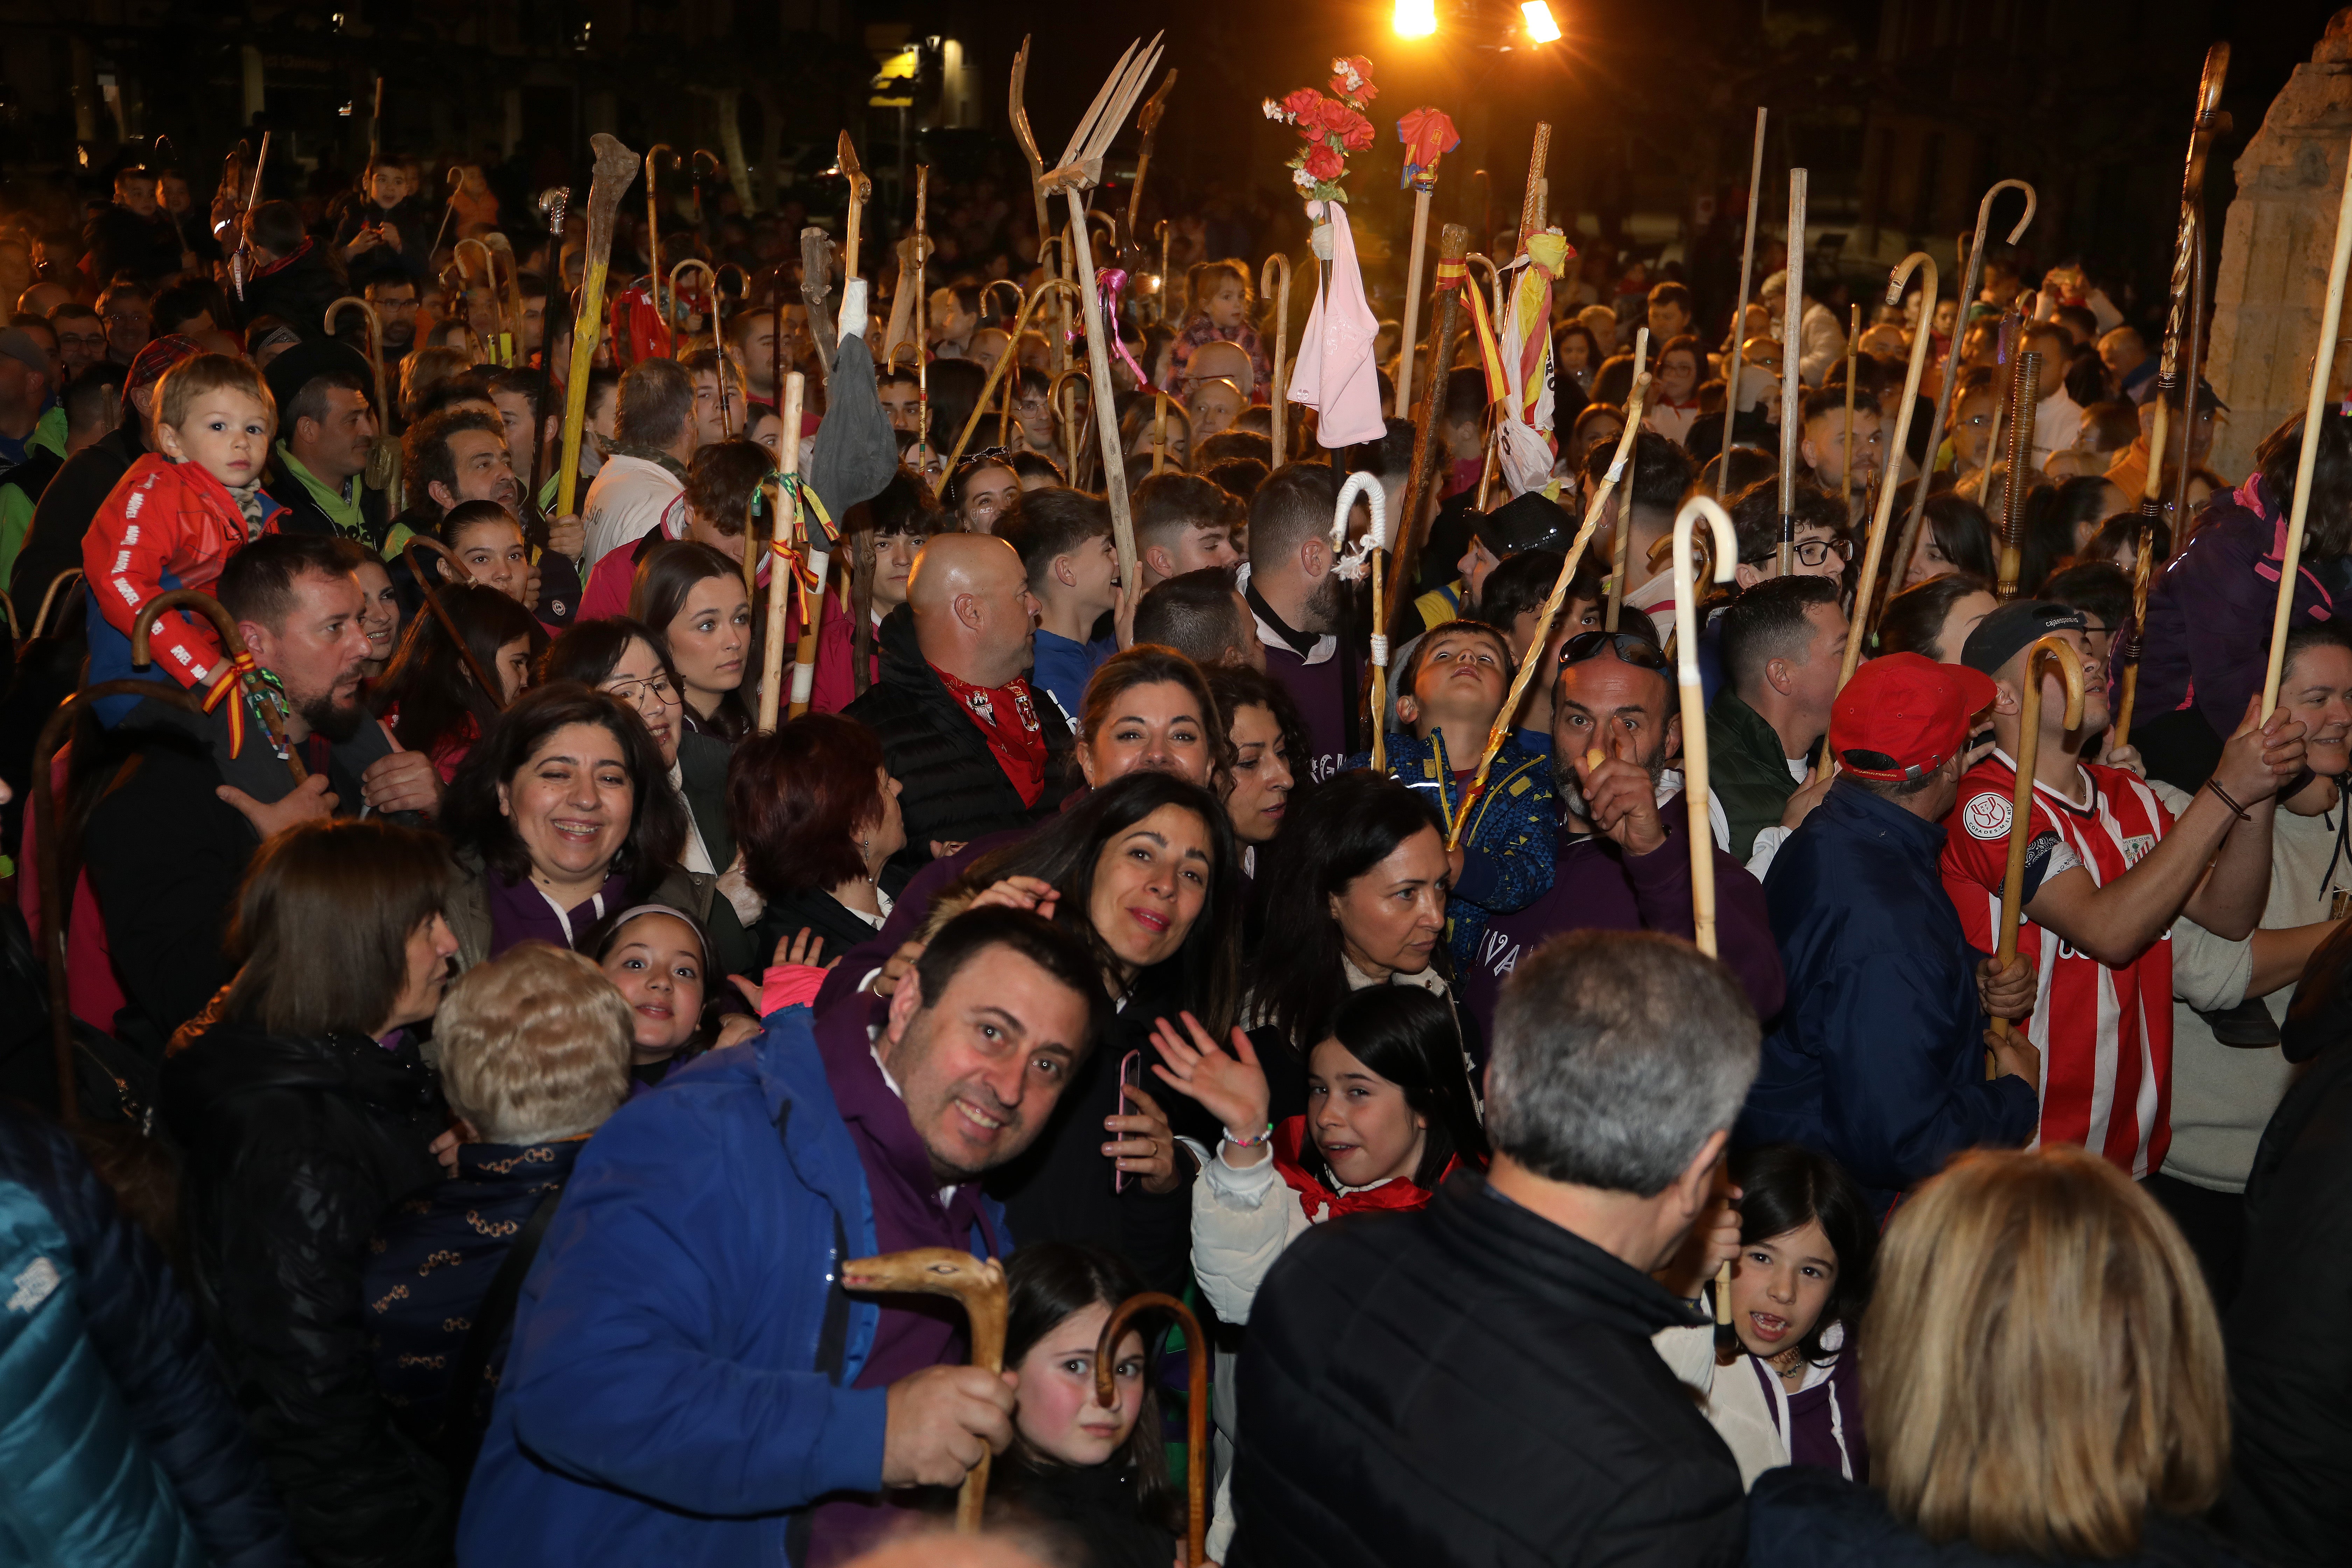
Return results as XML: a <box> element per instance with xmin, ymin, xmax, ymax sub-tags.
<box><xmin>362</xmin><ymin>942</ymin><xmax>636</xmax><ymax>1474</ymax></box>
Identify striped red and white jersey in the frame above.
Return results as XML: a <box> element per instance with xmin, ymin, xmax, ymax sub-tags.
<box><xmin>1939</xmin><ymin>750</ymin><xmax>2176</xmax><ymax>1178</ymax></box>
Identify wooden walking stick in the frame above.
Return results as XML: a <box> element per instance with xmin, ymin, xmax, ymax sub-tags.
<box><xmin>1845</xmin><ymin>254</ymin><xmax>1938</xmax><ymax>652</ymax></box>
<box><xmin>132</xmin><ymin>590</ymin><xmax>308</xmax><ymax>782</ymax></box>
<box><xmin>2167</xmin><ymin>44</ymin><xmax>2232</xmax><ymax>533</ymax></box>
<box><xmin>1776</xmin><ymin>168</ymin><xmax>1808</xmax><ymax>579</ymax></box>
<box><xmin>401</xmin><ymin>540</ymin><xmax>518</xmax><ymax>710</ymax></box>
<box><xmin>1990</xmin><ymin>637</ymin><xmax>2087</xmax><ymax>1057</ymax></box>
<box><xmin>1718</xmin><ymin>108</ymin><xmax>1767</xmax><ymax>481</ymax></box>
<box><xmin>1094</xmin><ymin>1293</ymin><xmax>1209</xmax><ymax>1565</ymax></box>
<box><xmin>1334</xmin><ymin>472</ymin><xmax>1392</xmax><ymax>770</ymax></box>
<box><xmin>1125</xmin><ymin>69</ymin><xmax>1179</xmax><ymax>244</ymax></box>
<box><xmin>1604</xmin><ymin>327</ymin><xmax>1651</xmax><ymax>631</ymax></box>
<box><xmin>840</xmin><ymin>1248</ymin><xmax>1009</xmax><ymax>1534</ymax></box>
<box><xmin>1993</xmin><ymin>349</ymin><xmax>2041</xmax><ymax>601</ymax></box>
<box><xmin>759</xmin><ymin>371</ymin><xmax>810</xmax><ymax>728</ymax></box>
<box><xmin>1261</xmin><ymin>252</ymin><xmax>1291</xmax><ymax>460</ymax></box>
<box><xmin>1841</xmin><ymin>304</ymin><xmax>1859</xmax><ymax>511</ymax></box>
<box><xmin>1052</xmin><ymin>367</ymin><xmax>1092</xmax><ymax>489</ymax></box>
<box><xmin>326</xmin><ymin>296</ymin><xmax>400</xmax><ymax>493</ymax></box>
<box><xmin>933</xmin><ymin>277</ymin><xmax>1085</xmax><ymax>490</ymax></box>
<box><xmin>454</xmin><ymin>238</ymin><xmax>507</xmax><ymax>365</ymax></box>
<box><xmin>1152</xmin><ymin>391</ymin><xmax>1171</xmax><ymax>474</ymax></box>
<box><xmin>1042</xmin><ymin>34</ymin><xmax>1166</xmax><ymax>597</ymax></box>
<box><xmin>913</xmin><ymin>164</ymin><xmax>931</xmax><ymax>442</ymax></box>
<box><xmin>1890</xmin><ymin>178</ymin><xmax>2035</xmax><ymax>597</ymax></box>
<box><xmin>1009</xmin><ymin>38</ymin><xmax>1054</xmax><ymax>262</ymax></box>
<box><xmin>1671</xmin><ymin>497</ymin><xmax>1739</xmax><ymax>958</ymax></box>
<box><xmin>643</xmin><ymin>143</ymin><xmax>676</xmax><ymax>288</ymax></box>
<box><xmin>30</xmin><ymin>571</ymin><xmax>81</xmax><ymax>643</ymax></box>
<box><xmin>1392</xmin><ymin>107</ymin><xmax>1458</xmax><ymax>420</ymax></box>
<box><xmin>1448</xmin><ymin>373</ymin><xmax>1652</xmax><ymax>852</ymax></box>
<box><xmin>2112</xmin><ymin>399</ymin><xmax>2171</xmax><ymax>751</ymax></box>
<box><xmin>2259</xmin><ymin>133</ymin><xmax>2352</xmax><ymax>721</ymax></box>
<box><xmin>557</xmin><ymin>134</ymin><xmax>639</xmax><ymax>520</ymax></box>
<box><xmin>1391</xmin><ymin>224</ymin><xmax>1470</xmax><ymax>602</ymax></box>
<box><xmin>837</xmin><ymin>132</ymin><xmax>872</xmax><ymax>288</ymax></box>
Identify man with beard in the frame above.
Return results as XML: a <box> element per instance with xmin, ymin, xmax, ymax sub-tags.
<box><xmin>1242</xmin><ymin>463</ymin><xmax>1357</xmax><ymax>782</ymax></box>
<box><xmin>385</xmin><ymin>406</ymin><xmax>520</xmax><ymax>555</ymax></box>
<box><xmin>80</xmin><ymin>534</ymin><xmax>441</xmax><ymax>1054</ymax></box>
<box><xmin>1452</xmin><ymin>623</ymin><xmax>1784</xmax><ymax>1040</ymax></box>
<box><xmin>459</xmin><ymin>905</ymin><xmax>1107</xmax><ymax>1567</ymax></box>
<box><xmin>363</xmin><ymin>275</ymin><xmax>421</xmax><ymax>362</ymax></box>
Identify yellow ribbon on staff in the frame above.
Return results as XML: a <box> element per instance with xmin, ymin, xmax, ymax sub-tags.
<box><xmin>201</xmin><ymin>650</ymin><xmax>264</xmax><ymax>758</ymax></box>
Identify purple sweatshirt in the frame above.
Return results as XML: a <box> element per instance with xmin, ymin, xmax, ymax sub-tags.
<box><xmin>1454</xmin><ymin>807</ymin><xmax>1785</xmax><ymax>1037</ymax></box>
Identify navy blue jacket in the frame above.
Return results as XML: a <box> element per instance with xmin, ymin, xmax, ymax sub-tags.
<box><xmin>1738</xmin><ymin>780</ymin><xmax>2037</xmax><ymax>1210</ymax></box>
<box><xmin>0</xmin><ymin>1101</ymin><xmax>298</xmax><ymax>1567</ymax></box>
<box><xmin>456</xmin><ymin>1004</ymin><xmax>1008</xmax><ymax>1566</ymax></box>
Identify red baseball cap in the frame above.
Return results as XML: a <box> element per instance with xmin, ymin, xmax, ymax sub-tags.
<box><xmin>1829</xmin><ymin>652</ymin><xmax>1997</xmax><ymax>782</ymax></box>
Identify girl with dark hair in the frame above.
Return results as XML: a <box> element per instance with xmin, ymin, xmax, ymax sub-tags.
<box><xmin>1240</xmin><ymin>769</ymin><xmax>1465</xmax><ymax>1120</ymax></box>
<box><xmin>1171</xmin><ymin>258</ymin><xmax>1273</xmax><ymax>398</ymax></box>
<box><xmin>990</xmin><ymin>1242</ymin><xmax>1182</xmax><ymax>1568</ymax></box>
<box><xmin>1656</xmin><ymin>1142</ymin><xmax>1876</xmax><ymax>1489</ymax></box>
<box><xmin>945</xmin><ymin>448</ymin><xmax>1023</xmax><ymax>533</ymax></box>
<box><xmin>629</xmin><ymin>539</ymin><xmax>755</xmax><ymax>743</ymax></box>
<box><xmin>372</xmin><ymin>581</ymin><xmax>545</xmax><ymax>781</ymax></box>
<box><xmin>813</xmin><ymin>470</ymin><xmax>937</xmax><ymax>712</ymax></box>
<box><xmin>1204</xmin><ymin>664</ymin><xmax>1305</xmax><ymax>855</ymax></box>
<box><xmin>585</xmin><ymin>903</ymin><xmax>761</xmax><ymax>1092</ymax></box>
<box><xmin>162</xmin><ymin>819</ymin><xmax>461</xmax><ymax>1564</ymax></box>
<box><xmin>440</xmin><ymin>683</ymin><xmax>697</xmax><ymax>965</ymax></box>
<box><xmin>1900</xmin><ymin>491</ymin><xmax>1998</xmax><ymax>589</ymax></box>
<box><xmin>728</xmin><ymin>713</ymin><xmax>907</xmax><ymax>962</ymax></box>
<box><xmin>2017</xmin><ymin>474</ymin><xmax>2126</xmax><ymax>598</ymax></box>
<box><xmin>2135</xmin><ymin>409</ymin><xmax>2352</xmax><ymax>790</ymax></box>
<box><xmin>1874</xmin><ymin>573</ymin><xmax>1995</xmax><ymax>665</ymax></box>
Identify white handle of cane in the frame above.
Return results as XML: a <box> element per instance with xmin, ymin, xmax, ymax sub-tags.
<box><xmin>1671</xmin><ymin>497</ymin><xmax>1738</xmax><ymax>688</ymax></box>
<box><xmin>1332</xmin><ymin>470</ymin><xmax>1387</xmax><ymax>553</ymax></box>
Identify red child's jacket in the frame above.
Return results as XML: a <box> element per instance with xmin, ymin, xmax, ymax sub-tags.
<box><xmin>83</xmin><ymin>453</ymin><xmax>280</xmax><ymax>692</ymax></box>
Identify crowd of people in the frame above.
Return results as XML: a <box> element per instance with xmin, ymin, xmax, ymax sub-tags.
<box><xmin>0</xmin><ymin>108</ymin><xmax>2348</xmax><ymax>1568</ymax></box>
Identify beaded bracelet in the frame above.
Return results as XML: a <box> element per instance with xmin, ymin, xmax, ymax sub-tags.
<box><xmin>1223</xmin><ymin>1122</ymin><xmax>1275</xmax><ymax>1149</ymax></box>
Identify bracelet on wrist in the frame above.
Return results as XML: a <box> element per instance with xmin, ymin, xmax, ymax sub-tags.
<box><xmin>2206</xmin><ymin>778</ymin><xmax>2253</xmax><ymax>821</ymax></box>
<box><xmin>1223</xmin><ymin>1122</ymin><xmax>1274</xmax><ymax>1149</ymax></box>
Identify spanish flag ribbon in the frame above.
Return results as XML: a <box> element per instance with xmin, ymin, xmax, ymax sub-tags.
<box><xmin>201</xmin><ymin>651</ymin><xmax>265</xmax><ymax>759</ymax></box>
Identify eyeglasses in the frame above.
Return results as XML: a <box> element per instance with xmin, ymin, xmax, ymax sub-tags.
<box><xmin>602</xmin><ymin>674</ymin><xmax>679</xmax><ymax>708</ymax></box>
<box><xmin>1561</xmin><ymin>630</ymin><xmax>1669</xmax><ymax>670</ymax></box>
<box><xmin>1794</xmin><ymin>538</ymin><xmax>1853</xmax><ymax>567</ymax></box>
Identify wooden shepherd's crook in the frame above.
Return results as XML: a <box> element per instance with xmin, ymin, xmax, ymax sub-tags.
<box><xmin>1393</xmin><ymin>128</ymin><xmax>1447</xmax><ymax>420</ymax></box>
<box><xmin>1993</xmin><ymin>350</ymin><xmax>2042</xmax><ymax>601</ymax></box>
<box><xmin>1390</xmin><ymin>224</ymin><xmax>1471</xmax><ymax>602</ymax></box>
<box><xmin>1261</xmin><ymin>252</ymin><xmax>1291</xmax><ymax>461</ymax></box>
<box><xmin>643</xmin><ymin>144</ymin><xmax>676</xmax><ymax>286</ymax></box>
<box><xmin>134</xmin><ymin>590</ymin><xmax>307</xmax><ymax>783</ymax></box>
<box><xmin>761</xmin><ymin>372</ymin><xmax>809</xmax><ymax>729</ymax></box>
<box><xmin>1042</xmin><ymin>33</ymin><xmax>1166</xmax><ymax>597</ymax></box>
<box><xmin>933</xmin><ymin>277</ymin><xmax>1085</xmax><ymax>492</ymax></box>
<box><xmin>1841</xmin><ymin>254</ymin><xmax>1937</xmax><ymax>661</ymax></box>
<box><xmin>1718</xmin><ymin>108</ymin><xmax>1768</xmax><ymax>484</ymax></box>
<box><xmin>401</xmin><ymin>540</ymin><xmax>518</xmax><ymax>711</ymax></box>
<box><xmin>454</xmin><ymin>238</ymin><xmax>507</xmax><ymax>363</ymax></box>
<box><xmin>325</xmin><ymin>295</ymin><xmax>399</xmax><ymax>492</ymax></box>
<box><xmin>1604</xmin><ymin>327</ymin><xmax>1650</xmax><ymax>632</ymax></box>
<box><xmin>1991</xmin><ymin>637</ymin><xmax>2087</xmax><ymax>1058</ymax></box>
<box><xmin>1448</xmin><ymin>373</ymin><xmax>1654</xmax><ymax>853</ymax></box>
<box><xmin>840</xmin><ymin>1248</ymin><xmax>1009</xmax><ymax>1533</ymax></box>
<box><xmin>2112</xmin><ymin>399</ymin><xmax>2171</xmax><ymax>750</ymax></box>
<box><xmin>1094</xmin><ymin>1293</ymin><xmax>1209</xmax><ymax>1565</ymax></box>
<box><xmin>2260</xmin><ymin>132</ymin><xmax>2352</xmax><ymax>721</ymax></box>
<box><xmin>1333</xmin><ymin>472</ymin><xmax>1391</xmax><ymax>771</ymax></box>
<box><xmin>1776</xmin><ymin>168</ymin><xmax>1808</xmax><ymax>580</ymax></box>
<box><xmin>557</xmin><ymin>134</ymin><xmax>640</xmax><ymax>519</ymax></box>
<box><xmin>1890</xmin><ymin>178</ymin><xmax>2036</xmax><ymax>600</ymax></box>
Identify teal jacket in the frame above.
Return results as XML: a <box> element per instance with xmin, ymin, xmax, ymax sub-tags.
<box><xmin>1706</xmin><ymin>690</ymin><xmax>1805</xmax><ymax>862</ymax></box>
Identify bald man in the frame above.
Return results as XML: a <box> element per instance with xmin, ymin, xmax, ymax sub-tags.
<box><xmin>844</xmin><ymin>532</ymin><xmax>1077</xmax><ymax>893</ymax></box>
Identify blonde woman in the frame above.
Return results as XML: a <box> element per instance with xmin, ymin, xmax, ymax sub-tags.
<box><xmin>1745</xmin><ymin>1145</ymin><xmax>2248</xmax><ymax>1567</ymax></box>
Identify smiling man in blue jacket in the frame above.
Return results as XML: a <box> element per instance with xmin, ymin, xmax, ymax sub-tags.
<box><xmin>457</xmin><ymin>906</ymin><xmax>1108</xmax><ymax>1566</ymax></box>
<box><xmin>1738</xmin><ymin>652</ymin><xmax>2040</xmax><ymax>1214</ymax></box>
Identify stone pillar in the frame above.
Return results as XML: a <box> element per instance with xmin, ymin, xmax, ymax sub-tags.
<box><xmin>2209</xmin><ymin>11</ymin><xmax>2352</xmax><ymax>483</ymax></box>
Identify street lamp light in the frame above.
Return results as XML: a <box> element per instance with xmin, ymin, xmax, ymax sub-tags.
<box><xmin>1394</xmin><ymin>0</ymin><xmax>1438</xmax><ymax>38</ymax></box>
<box><xmin>1520</xmin><ymin>0</ymin><xmax>1562</xmax><ymax>42</ymax></box>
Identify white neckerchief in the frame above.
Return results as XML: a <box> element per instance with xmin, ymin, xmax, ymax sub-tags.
<box><xmin>667</xmin><ymin>760</ymin><xmax>716</xmax><ymax>874</ymax></box>
<box><xmin>845</xmin><ymin>885</ymin><xmax>894</xmax><ymax>931</ymax></box>
<box><xmin>536</xmin><ymin>886</ymin><xmax>608</xmax><ymax>946</ymax></box>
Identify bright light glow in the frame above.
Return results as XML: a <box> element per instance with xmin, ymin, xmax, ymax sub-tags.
<box><xmin>1394</xmin><ymin>0</ymin><xmax>1437</xmax><ymax>37</ymax></box>
<box><xmin>1522</xmin><ymin>0</ymin><xmax>1562</xmax><ymax>41</ymax></box>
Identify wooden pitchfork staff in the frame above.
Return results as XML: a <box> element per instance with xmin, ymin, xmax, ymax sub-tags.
<box><xmin>1990</xmin><ymin>637</ymin><xmax>2086</xmax><ymax>1064</ymax></box>
<box><xmin>1448</xmin><ymin>372</ymin><xmax>1653</xmax><ymax>852</ymax></box>
<box><xmin>1125</xmin><ymin>70</ymin><xmax>1179</xmax><ymax>245</ymax></box>
<box><xmin>1040</xmin><ymin>33</ymin><xmax>1167</xmax><ymax>595</ymax></box>
<box><xmin>1716</xmin><ymin>108</ymin><xmax>1767</xmax><ymax>484</ymax></box>
<box><xmin>556</xmin><ymin>134</ymin><xmax>640</xmax><ymax>519</ymax></box>
<box><xmin>1094</xmin><ymin>1294</ymin><xmax>1209</xmax><ymax>1564</ymax></box>
<box><xmin>1603</xmin><ymin>327</ymin><xmax>1650</xmax><ymax>631</ymax></box>
<box><xmin>2258</xmin><ymin>131</ymin><xmax>2352</xmax><ymax>722</ymax></box>
<box><xmin>1667</xmin><ymin>496</ymin><xmax>1741</xmax><ymax>1329</ymax></box>
<box><xmin>1389</xmin><ymin>224</ymin><xmax>1471</xmax><ymax>603</ymax></box>
<box><xmin>840</xmin><ymin>1249</ymin><xmax>1009</xmax><ymax>1533</ymax></box>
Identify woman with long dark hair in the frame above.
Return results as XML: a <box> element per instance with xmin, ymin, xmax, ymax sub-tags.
<box><xmin>812</xmin><ymin>470</ymin><xmax>937</xmax><ymax>712</ymax></box>
<box><xmin>1203</xmin><ymin>664</ymin><xmax>1305</xmax><ymax>860</ymax></box>
<box><xmin>372</xmin><ymin>582</ymin><xmax>545</xmax><ymax>781</ymax></box>
<box><xmin>630</xmin><ymin>539</ymin><xmax>755</xmax><ymax>742</ymax></box>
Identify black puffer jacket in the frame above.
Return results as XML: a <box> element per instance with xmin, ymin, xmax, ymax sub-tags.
<box><xmin>161</xmin><ymin>1004</ymin><xmax>454</xmax><ymax>1568</ymax></box>
<box><xmin>842</xmin><ymin>603</ymin><xmax>1077</xmax><ymax>894</ymax></box>
<box><xmin>241</xmin><ymin>240</ymin><xmax>350</xmax><ymax>343</ymax></box>
<box><xmin>1229</xmin><ymin>1172</ymin><xmax>1744</xmax><ymax>1568</ymax></box>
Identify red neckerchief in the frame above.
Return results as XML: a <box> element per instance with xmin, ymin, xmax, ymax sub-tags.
<box><xmin>1271</xmin><ymin>1116</ymin><xmax>1454</xmax><ymax>1221</ymax></box>
<box><xmin>251</xmin><ymin>238</ymin><xmax>313</xmax><ymax>281</ymax></box>
<box><xmin>930</xmin><ymin>664</ymin><xmax>1047</xmax><ymax>806</ymax></box>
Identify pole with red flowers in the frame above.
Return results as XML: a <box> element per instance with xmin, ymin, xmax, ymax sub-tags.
<box><xmin>1393</xmin><ymin>107</ymin><xmax>1459</xmax><ymax>420</ymax></box>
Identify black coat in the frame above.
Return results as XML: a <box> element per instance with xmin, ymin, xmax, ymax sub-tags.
<box><xmin>842</xmin><ymin>603</ymin><xmax>1077</xmax><ymax>895</ymax></box>
<box><xmin>744</xmin><ymin>883</ymin><xmax>886</xmax><ymax>978</ymax></box>
<box><xmin>83</xmin><ymin>202</ymin><xmax>185</xmax><ymax>286</ymax></box>
<box><xmin>991</xmin><ymin>1456</ymin><xmax>1177</xmax><ymax>1568</ymax></box>
<box><xmin>1228</xmin><ymin>1172</ymin><xmax>1744</xmax><ymax>1568</ymax></box>
<box><xmin>2223</xmin><ymin>919</ymin><xmax>2352</xmax><ymax>1566</ymax></box>
<box><xmin>0</xmin><ymin>1100</ymin><xmax>301</xmax><ymax>1567</ymax></box>
<box><xmin>13</xmin><ymin>420</ymin><xmax>142</xmax><ymax>611</ymax></box>
<box><xmin>162</xmin><ymin>1008</ymin><xmax>454</xmax><ymax>1568</ymax></box>
<box><xmin>1748</xmin><ymin>1465</ymin><xmax>2255</xmax><ymax>1568</ymax></box>
<box><xmin>241</xmin><ymin>241</ymin><xmax>349</xmax><ymax>342</ymax></box>
<box><xmin>260</xmin><ymin>450</ymin><xmax>390</xmax><ymax>548</ymax></box>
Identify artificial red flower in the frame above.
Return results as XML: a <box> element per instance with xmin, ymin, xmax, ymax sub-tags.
<box><xmin>1335</xmin><ymin>107</ymin><xmax>1376</xmax><ymax>152</ymax></box>
<box><xmin>1281</xmin><ymin>88</ymin><xmax>1325</xmax><ymax>126</ymax></box>
<box><xmin>1330</xmin><ymin>55</ymin><xmax>1378</xmax><ymax>102</ymax></box>
<box><xmin>1303</xmin><ymin>144</ymin><xmax>1345</xmax><ymax>182</ymax></box>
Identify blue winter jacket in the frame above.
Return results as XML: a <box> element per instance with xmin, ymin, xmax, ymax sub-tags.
<box><xmin>1737</xmin><ymin>780</ymin><xmax>2037</xmax><ymax>1213</ymax></box>
<box><xmin>455</xmin><ymin>1004</ymin><xmax>1007</xmax><ymax>1567</ymax></box>
<box><xmin>1347</xmin><ymin>727</ymin><xmax>1556</xmax><ymax>969</ymax></box>
<box><xmin>0</xmin><ymin>1101</ymin><xmax>297</xmax><ymax>1568</ymax></box>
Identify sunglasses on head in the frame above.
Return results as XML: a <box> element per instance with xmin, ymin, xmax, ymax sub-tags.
<box><xmin>953</xmin><ymin>446</ymin><xmax>1013</xmax><ymax>474</ymax></box>
<box><xmin>1560</xmin><ymin>630</ymin><xmax>1668</xmax><ymax>671</ymax></box>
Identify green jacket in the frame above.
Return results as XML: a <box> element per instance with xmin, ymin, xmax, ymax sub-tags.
<box><xmin>0</xmin><ymin>411</ymin><xmax>69</xmax><ymax>591</ymax></box>
<box><xmin>1706</xmin><ymin>689</ymin><xmax>1805</xmax><ymax>862</ymax></box>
